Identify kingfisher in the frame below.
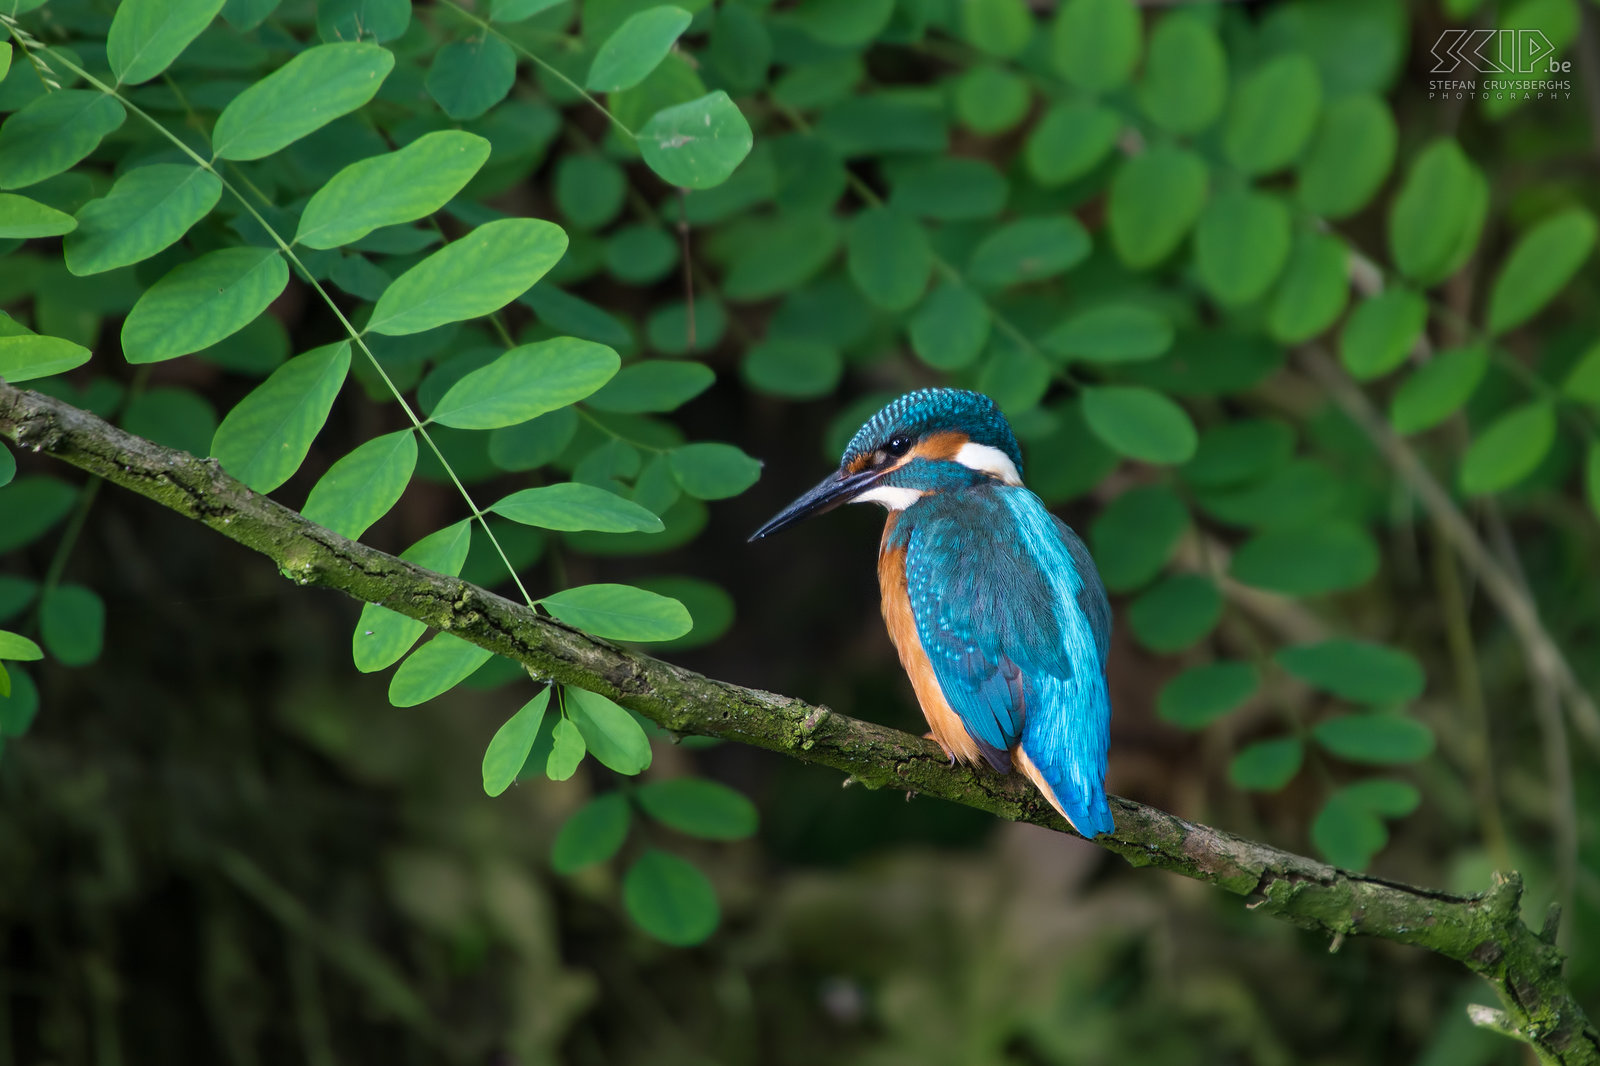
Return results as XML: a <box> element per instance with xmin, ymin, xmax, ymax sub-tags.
<box><xmin>750</xmin><ymin>388</ymin><xmax>1114</xmax><ymax>838</ymax></box>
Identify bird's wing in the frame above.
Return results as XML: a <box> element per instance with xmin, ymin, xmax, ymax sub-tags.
<box><xmin>904</xmin><ymin>488</ymin><xmax>1100</xmax><ymax>764</ymax></box>
<box><xmin>1052</xmin><ymin>514</ymin><xmax>1111</xmax><ymax>668</ymax></box>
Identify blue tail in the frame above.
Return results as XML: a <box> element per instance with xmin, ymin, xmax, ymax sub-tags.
<box><xmin>1019</xmin><ymin>673</ymin><xmax>1114</xmax><ymax>837</ymax></box>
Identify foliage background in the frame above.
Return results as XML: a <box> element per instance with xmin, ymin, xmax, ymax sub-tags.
<box><xmin>1</xmin><ymin>0</ymin><xmax>1598</xmax><ymax>1062</ymax></box>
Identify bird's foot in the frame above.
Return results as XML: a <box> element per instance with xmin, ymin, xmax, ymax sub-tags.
<box><xmin>923</xmin><ymin>730</ymin><xmax>958</xmax><ymax>768</ymax></box>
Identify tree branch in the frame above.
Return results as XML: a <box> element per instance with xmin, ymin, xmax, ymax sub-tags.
<box><xmin>1</xmin><ymin>380</ymin><xmax>1594</xmax><ymax>1065</ymax></box>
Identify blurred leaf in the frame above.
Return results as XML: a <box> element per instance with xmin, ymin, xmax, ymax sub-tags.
<box><xmin>0</xmin><ymin>333</ymin><xmax>92</xmax><ymax>383</ymax></box>
<box><xmin>1224</xmin><ymin>53</ymin><xmax>1321</xmax><ymax>176</ymax></box>
<box><xmin>637</xmin><ymin>777</ymin><xmax>757</xmax><ymax>840</ymax></box>
<box><xmin>213</xmin><ymin>43</ymin><xmax>394</xmax><ymax>160</ymax></box>
<box><xmin>847</xmin><ymin>207</ymin><xmax>931</xmax><ymax>312</ymax></box>
<box><xmin>121</xmin><ymin>386</ymin><xmax>217</xmax><ymax>455</ymax></box>
<box><xmin>1458</xmin><ymin>402</ymin><xmax>1556</xmax><ymax>496</ymax></box>
<box><xmin>0</xmin><ymin>193</ymin><xmax>76</xmax><ymax>238</ymax></box>
<box><xmin>1389</xmin><ymin>138</ymin><xmax>1488</xmax><ymax>286</ymax></box>
<box><xmin>1389</xmin><ymin>344</ymin><xmax>1489</xmax><ymax>435</ymax></box>
<box><xmin>1127</xmin><ymin>574</ymin><xmax>1223</xmax><ymax>653</ymax></box>
<box><xmin>1080</xmin><ymin>385</ymin><xmax>1197</xmax><ymax>464</ymax></box>
<box><xmin>1313</xmin><ymin>713</ymin><xmax>1435</xmax><ymax>764</ymax></box>
<box><xmin>489</xmin><ymin>408</ymin><xmax>581</xmax><ymax>472</ymax></box>
<box><xmin>492</xmin><ymin>0</ymin><xmax>563</xmax><ymax>21</ymax></box>
<box><xmin>1276</xmin><ymin>640</ymin><xmax>1425</xmax><ymax>704</ymax></box>
<box><xmin>123</xmin><ymin>247</ymin><xmax>288</xmax><ymax>363</ymax></box>
<box><xmin>1340</xmin><ymin>778</ymin><xmax>1421</xmax><ymax>817</ymax></box>
<box><xmin>0</xmin><ymin>667</ymin><xmax>38</xmax><ymax>737</ymax></box>
<box><xmin>1052</xmin><ymin>0</ymin><xmax>1141</xmax><ymax>92</ymax></box>
<box><xmin>491</xmin><ymin>482</ymin><xmax>663</xmax><ymax>533</ymax></box>
<box><xmin>483</xmin><ymin>689</ymin><xmax>552</xmax><ymax>797</ymax></box>
<box><xmin>0</xmin><ymin>444</ymin><xmax>11</xmax><ymax>489</ymax></box>
<box><xmin>669</xmin><ymin>442</ymin><xmax>762</xmax><ymax>499</ymax></box>
<box><xmin>541</xmin><ymin>584</ymin><xmax>693</xmax><ymax>642</ymax></box>
<box><xmin>1157</xmin><ymin>661</ymin><xmax>1258</xmax><ymax>729</ymax></box>
<box><xmin>108</xmin><ymin>0</ymin><xmax>227</xmax><ymax>85</ymax></box>
<box><xmin>1023</xmin><ymin>101</ymin><xmax>1119</xmax><ymax>186</ymax></box>
<box><xmin>960</xmin><ymin>0</ymin><xmax>1031</xmax><ymax>57</ymax></box>
<box><xmin>211</xmin><ymin>342</ymin><xmax>350</xmax><ymax>492</ymax></box>
<box><xmin>639</xmin><ymin>91</ymin><xmax>754</xmax><ymax>190</ymax></box>
<box><xmin>388</xmin><ymin>633</ymin><xmax>492</xmax><ymax>707</ymax></box>
<box><xmin>433</xmin><ymin>338</ymin><xmax>619</xmax><ymax>429</ymax></box>
<box><xmin>1588</xmin><ymin>442</ymin><xmax>1600</xmax><ymax>522</ymax></box>
<box><xmin>1269</xmin><ymin>231</ymin><xmax>1349</xmax><ymax>344</ymax></box>
<box><xmin>623</xmin><ymin>849</ymin><xmax>719</xmax><ymax>945</ymax></box>
<box><xmin>1195</xmin><ymin>459</ymin><xmax>1340</xmax><ymax>529</ymax></box>
<box><xmin>707</xmin><ymin>4</ymin><xmax>770</xmax><ymax>91</ymax></box>
<box><xmin>1485</xmin><ymin>208</ymin><xmax>1597</xmax><ymax>335</ymax></box>
<box><xmin>1229</xmin><ymin>737</ymin><xmax>1304</xmax><ymax>791</ymax></box>
<box><xmin>1194</xmin><ymin>190</ymin><xmax>1292</xmax><ymax>306</ymax></box>
<box><xmin>566</xmin><ymin>687</ymin><xmax>653</xmax><ymax>774</ymax></box>
<box><xmin>605</xmin><ymin>224</ymin><xmax>677</xmax><ymax>284</ymax></box>
<box><xmin>588</xmin><ymin>6</ymin><xmax>690</xmax><ymax>91</ymax></box>
<box><xmin>1089</xmin><ymin>484</ymin><xmax>1188</xmax><ymax>592</ymax></box>
<box><xmin>0</xmin><ymin>477</ymin><xmax>78</xmax><ymax>554</ymax></box>
<box><xmin>1563</xmin><ymin>341</ymin><xmax>1600</xmax><ymax>404</ymax></box>
<box><xmin>631</xmin><ymin>575</ymin><xmax>735</xmax><ymax>652</ymax></box>
<box><xmin>1230</xmin><ymin>522</ymin><xmax>1378</xmax><ymax>595</ymax></box>
<box><xmin>787</xmin><ymin>0</ymin><xmax>894</xmax><ymax>46</ymax></box>
<box><xmin>1297</xmin><ymin>94</ymin><xmax>1396</xmax><ymax>219</ymax></box>
<box><xmin>1312</xmin><ymin>788</ymin><xmax>1388</xmax><ymax>869</ymax></box>
<box><xmin>64</xmin><ymin>165</ymin><xmax>221</xmax><ymax>275</ymax></box>
<box><xmin>352</xmin><ymin>520</ymin><xmax>472</xmax><ymax>672</ymax></box>
<box><xmin>1339</xmin><ymin>287</ymin><xmax>1427</xmax><ymax>381</ymax></box>
<box><xmin>547</xmin><ymin>717</ymin><xmax>586</xmax><ymax>780</ymax></box>
<box><xmin>722</xmin><ymin>215</ymin><xmax>840</xmax><ymax>301</ymax></box>
<box><xmin>1139</xmin><ymin>12</ymin><xmax>1225</xmax><ymax>134</ymax></box>
<box><xmin>968</xmin><ymin>216</ymin><xmax>1090</xmax><ymax>288</ymax></box>
<box><xmin>301</xmin><ymin>429</ymin><xmax>417</xmax><ymax>540</ymax></box>
<box><xmin>551</xmin><ymin>792</ymin><xmax>632</xmax><ymax>872</ymax></box>
<box><xmin>554</xmin><ymin>154</ymin><xmax>626</xmax><ymax>230</ymax></box>
<box><xmin>317</xmin><ymin>0</ymin><xmax>410</xmax><ymax>41</ymax></box>
<box><xmin>0</xmin><ymin>91</ymin><xmax>126</xmax><ymax>191</ymax></box>
<box><xmin>909</xmin><ymin>284</ymin><xmax>990</xmax><ymax>370</ymax></box>
<box><xmin>296</xmin><ymin>131</ymin><xmax>491</xmax><ymax>249</ymax></box>
<box><xmin>742</xmin><ymin>338</ymin><xmax>842</xmax><ymax>399</ymax></box>
<box><xmin>888</xmin><ymin>157</ymin><xmax>1007</xmax><ymax>220</ymax></box>
<box><xmin>369</xmin><ymin>219</ymin><xmax>567</xmax><ymax>336</ymax></box>
<box><xmin>1109</xmin><ymin>147</ymin><xmax>1207</xmax><ymax>269</ymax></box>
<box><xmin>588</xmin><ymin>360</ymin><xmax>713</xmax><ymax>413</ymax></box>
<box><xmin>954</xmin><ymin>65</ymin><xmax>1030</xmax><ymax>135</ymax></box>
<box><xmin>0</xmin><ymin>630</ymin><xmax>42</xmax><ymax>661</ymax></box>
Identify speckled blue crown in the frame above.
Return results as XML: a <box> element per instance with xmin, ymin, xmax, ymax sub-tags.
<box><xmin>843</xmin><ymin>388</ymin><xmax>1023</xmax><ymax>476</ymax></box>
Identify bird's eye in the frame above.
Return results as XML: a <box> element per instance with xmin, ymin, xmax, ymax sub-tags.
<box><xmin>884</xmin><ymin>435</ymin><xmax>912</xmax><ymax>458</ymax></box>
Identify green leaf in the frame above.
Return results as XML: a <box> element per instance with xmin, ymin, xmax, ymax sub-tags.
<box><xmin>388</xmin><ymin>633</ymin><xmax>493</xmax><ymax>707</ymax></box>
<box><xmin>588</xmin><ymin>6</ymin><xmax>691</xmax><ymax>92</ymax></box>
<box><xmin>787</xmin><ymin>0</ymin><xmax>894</xmax><ymax>47</ymax></box>
<box><xmin>1311</xmin><ymin>789</ymin><xmax>1388</xmax><ymax>870</ymax></box>
<box><xmin>213</xmin><ymin>43</ymin><xmax>394</xmax><ymax>161</ymax></box>
<box><xmin>430</xmin><ymin>338</ymin><xmax>617</xmax><ymax>429</ymax></box>
<box><xmin>1194</xmin><ymin>190</ymin><xmax>1291</xmax><ymax>306</ymax></box>
<box><xmin>1588</xmin><ymin>442</ymin><xmax>1600</xmax><ymax>523</ymax></box>
<box><xmin>1182</xmin><ymin>419</ymin><xmax>1295</xmax><ymax>489</ymax></box>
<box><xmin>1388</xmin><ymin>138</ymin><xmax>1488</xmax><ymax>286</ymax></box>
<box><xmin>1485</xmin><ymin>208</ymin><xmax>1597</xmax><ymax>335</ymax></box>
<box><xmin>1127</xmin><ymin>574</ymin><xmax>1223</xmax><ymax>653</ymax></box>
<box><xmin>1297</xmin><ymin>94</ymin><xmax>1396</xmax><ymax>219</ymax></box>
<box><xmin>211</xmin><ymin>342</ymin><xmax>351</xmax><ymax>492</ymax></box>
<box><xmin>0</xmin><ymin>444</ymin><xmax>11</xmax><ymax>489</ymax></box>
<box><xmin>1051</xmin><ymin>0</ymin><xmax>1141</xmax><ymax>92</ymax></box>
<box><xmin>482</xmin><ymin>689</ymin><xmax>551</xmax><ymax>797</ymax></box>
<box><xmin>1228</xmin><ymin>737</ymin><xmax>1304</xmax><ymax>791</ymax></box>
<box><xmin>1108</xmin><ymin>147</ymin><xmax>1208</xmax><ymax>269</ymax></box>
<box><xmin>426</xmin><ymin>34</ymin><xmax>516</xmax><ymax>121</ymax></box>
<box><xmin>0</xmin><ymin>91</ymin><xmax>126</xmax><ymax>191</ymax></box>
<box><xmin>551</xmin><ymin>792</ymin><xmax>632</xmax><ymax>872</ymax></box>
<box><xmin>637</xmin><ymin>778</ymin><xmax>757</xmax><ymax>840</ymax></box>
<box><xmin>1023</xmin><ymin>101</ymin><xmax>1120</xmax><ymax>186</ymax></box>
<box><xmin>669</xmin><ymin>442</ymin><xmax>762</xmax><ymax>499</ymax></box>
<box><xmin>541</xmin><ymin>583</ymin><xmax>693</xmax><ymax>642</ymax></box>
<box><xmin>317</xmin><ymin>0</ymin><xmax>411</xmax><ymax>42</ymax></box>
<box><xmin>624</xmin><ymin>849</ymin><xmax>719</xmax><ymax>945</ymax></box>
<box><xmin>295</xmin><ymin>131</ymin><xmax>491</xmax><ymax>249</ymax></box>
<box><xmin>958</xmin><ymin>0</ymin><xmax>1031</xmax><ymax>57</ymax></box>
<box><xmin>638</xmin><ymin>91</ymin><xmax>754</xmax><ymax>190</ymax></box>
<box><xmin>1277</xmin><ymin>640</ymin><xmax>1425</xmax><ymax>705</ymax></box>
<box><xmin>1389</xmin><ymin>344</ymin><xmax>1488</xmax><ymax>435</ymax></box>
<box><xmin>587</xmin><ymin>360</ymin><xmax>713</xmax><ymax>413</ymax></box>
<box><xmin>122</xmin><ymin>246</ymin><xmax>289</xmax><ymax>363</ymax></box>
<box><xmin>1230</xmin><ymin>522</ymin><xmax>1378</xmax><ymax>596</ymax></box>
<box><xmin>742</xmin><ymin>338</ymin><xmax>843</xmax><ymax>399</ymax></box>
<box><xmin>64</xmin><ymin>164</ymin><xmax>222</xmax><ymax>275</ymax></box>
<box><xmin>908</xmin><ymin>284</ymin><xmax>990</xmax><ymax>370</ymax></box>
<box><xmin>122</xmin><ymin>386</ymin><xmax>218</xmax><ymax>456</ymax></box>
<box><xmin>368</xmin><ymin>219</ymin><xmax>567</xmax><ymax>336</ymax></box>
<box><xmin>1196</xmin><ymin>459</ymin><xmax>1340</xmax><ymax>530</ymax></box>
<box><xmin>1459</xmin><ymin>402</ymin><xmax>1556</xmax><ymax>496</ymax></box>
<box><xmin>0</xmin><ymin>333</ymin><xmax>92</xmax><ymax>383</ymax></box>
<box><xmin>1080</xmin><ymin>385</ymin><xmax>1197</xmax><ymax>464</ymax></box>
<box><xmin>0</xmin><ymin>193</ymin><xmax>76</xmax><ymax>237</ymax></box>
<box><xmin>888</xmin><ymin>158</ymin><xmax>1007</xmax><ymax>221</ymax></box>
<box><xmin>565</xmin><ymin>687</ymin><xmax>653</xmax><ymax>774</ymax></box>
<box><xmin>0</xmin><ymin>667</ymin><xmax>38</xmax><ymax>738</ymax></box>
<box><xmin>554</xmin><ymin>154</ymin><xmax>625</xmax><ymax>230</ymax></box>
<box><xmin>39</xmin><ymin>584</ymin><xmax>105</xmax><ymax>666</ymax></box>
<box><xmin>1340</xmin><ymin>778</ymin><xmax>1421</xmax><ymax>818</ymax></box>
<box><xmin>352</xmin><ymin>519</ymin><xmax>472</xmax><ymax>672</ymax></box>
<box><xmin>491</xmin><ymin>483</ymin><xmax>663</xmax><ymax>533</ymax></box>
<box><xmin>1157</xmin><ymin>661</ymin><xmax>1257</xmax><ymax>728</ymax></box>
<box><xmin>546</xmin><ymin>717</ymin><xmax>586</xmax><ymax>781</ymax></box>
<box><xmin>301</xmin><ymin>429</ymin><xmax>417</xmax><ymax>539</ymax></box>
<box><xmin>1313</xmin><ymin>713</ymin><xmax>1435</xmax><ymax>764</ymax></box>
<box><xmin>1339</xmin><ymin>288</ymin><xmax>1427</xmax><ymax>381</ymax></box>
<box><xmin>0</xmin><ymin>630</ymin><xmax>43</xmax><ymax>661</ymax></box>
<box><xmin>1089</xmin><ymin>484</ymin><xmax>1188</xmax><ymax>593</ymax></box>
<box><xmin>0</xmin><ymin>477</ymin><xmax>78</xmax><ymax>554</ymax></box>
<box><xmin>1268</xmin><ymin>231</ymin><xmax>1349</xmax><ymax>344</ymax></box>
<box><xmin>1563</xmin><ymin>342</ymin><xmax>1600</xmax><ymax>405</ymax></box>
<box><xmin>847</xmin><ymin>207</ymin><xmax>931</xmax><ymax>312</ymax></box>
<box><xmin>492</xmin><ymin>0</ymin><xmax>564</xmax><ymax>21</ymax></box>
<box><xmin>1139</xmin><ymin>13</ymin><xmax>1226</xmax><ymax>135</ymax></box>
<box><xmin>968</xmin><ymin>216</ymin><xmax>1090</xmax><ymax>288</ymax></box>
<box><xmin>1224</xmin><ymin>53</ymin><xmax>1321</xmax><ymax>176</ymax></box>
<box><xmin>954</xmin><ymin>65</ymin><xmax>1031</xmax><ymax>136</ymax></box>
<box><xmin>108</xmin><ymin>0</ymin><xmax>227</xmax><ymax>86</ymax></box>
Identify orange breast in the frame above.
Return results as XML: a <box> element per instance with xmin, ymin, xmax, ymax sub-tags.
<box><xmin>878</xmin><ymin>520</ymin><xmax>982</xmax><ymax>766</ymax></box>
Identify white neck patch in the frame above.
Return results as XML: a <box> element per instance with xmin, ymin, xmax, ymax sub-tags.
<box><xmin>954</xmin><ymin>442</ymin><xmax>1022</xmax><ymax>485</ymax></box>
<box><xmin>852</xmin><ymin>484</ymin><xmax>924</xmax><ymax>511</ymax></box>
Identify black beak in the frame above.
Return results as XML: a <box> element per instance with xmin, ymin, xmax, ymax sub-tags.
<box><xmin>748</xmin><ymin>466</ymin><xmax>884</xmax><ymax>542</ymax></box>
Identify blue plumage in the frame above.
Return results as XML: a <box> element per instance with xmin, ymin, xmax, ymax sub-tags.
<box><xmin>751</xmin><ymin>388</ymin><xmax>1116</xmax><ymax>838</ymax></box>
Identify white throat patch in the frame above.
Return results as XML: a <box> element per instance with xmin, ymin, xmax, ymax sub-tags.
<box><xmin>852</xmin><ymin>484</ymin><xmax>924</xmax><ymax>511</ymax></box>
<box><xmin>954</xmin><ymin>442</ymin><xmax>1022</xmax><ymax>485</ymax></box>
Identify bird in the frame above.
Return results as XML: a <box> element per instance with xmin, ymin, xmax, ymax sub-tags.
<box><xmin>750</xmin><ymin>388</ymin><xmax>1115</xmax><ymax>838</ymax></box>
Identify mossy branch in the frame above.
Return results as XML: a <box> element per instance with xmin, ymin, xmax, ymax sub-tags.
<box><xmin>1</xmin><ymin>380</ymin><xmax>1595</xmax><ymax>1065</ymax></box>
